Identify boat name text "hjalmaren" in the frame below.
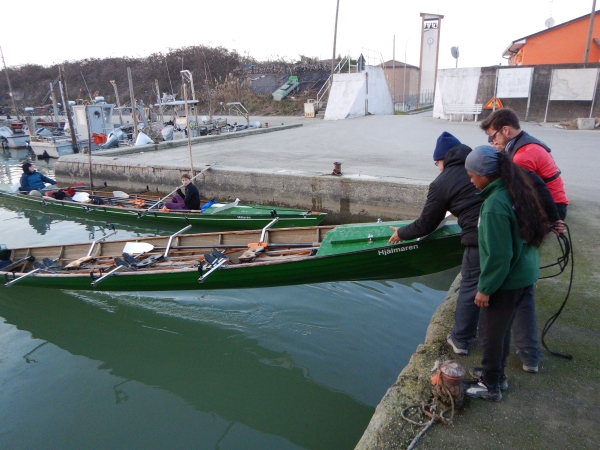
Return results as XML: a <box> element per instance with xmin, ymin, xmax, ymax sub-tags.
<box><xmin>378</xmin><ymin>245</ymin><xmax>418</xmax><ymax>256</ymax></box>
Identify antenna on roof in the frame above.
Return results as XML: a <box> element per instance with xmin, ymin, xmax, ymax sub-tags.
<box><xmin>545</xmin><ymin>0</ymin><xmax>555</xmax><ymax>28</ymax></box>
<box><xmin>451</xmin><ymin>46</ymin><xmax>459</xmax><ymax>68</ymax></box>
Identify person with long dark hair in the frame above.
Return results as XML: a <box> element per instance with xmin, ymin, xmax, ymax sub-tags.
<box><xmin>464</xmin><ymin>145</ymin><xmax>549</xmax><ymax>402</ymax></box>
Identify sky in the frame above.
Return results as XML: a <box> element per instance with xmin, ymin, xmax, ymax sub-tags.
<box><xmin>1</xmin><ymin>0</ymin><xmax>597</xmax><ymax>71</ymax></box>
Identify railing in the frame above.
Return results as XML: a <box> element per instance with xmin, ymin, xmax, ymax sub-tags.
<box><xmin>394</xmin><ymin>90</ymin><xmax>435</xmax><ymax>112</ymax></box>
<box><xmin>359</xmin><ymin>48</ymin><xmax>385</xmax><ymax>68</ymax></box>
<box><xmin>316</xmin><ymin>56</ymin><xmax>352</xmax><ymax>109</ymax></box>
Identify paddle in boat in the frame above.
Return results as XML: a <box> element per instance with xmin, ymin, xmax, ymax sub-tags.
<box><xmin>0</xmin><ymin>218</ymin><xmax>463</xmax><ymax>291</ymax></box>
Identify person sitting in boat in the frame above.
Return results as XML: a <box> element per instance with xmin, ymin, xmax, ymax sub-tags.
<box><xmin>19</xmin><ymin>162</ymin><xmax>56</xmax><ymax>195</ymax></box>
<box><xmin>163</xmin><ymin>174</ymin><xmax>200</xmax><ymax>211</ymax></box>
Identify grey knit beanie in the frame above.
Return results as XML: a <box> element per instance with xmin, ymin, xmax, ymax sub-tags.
<box><xmin>465</xmin><ymin>145</ymin><xmax>500</xmax><ymax>176</ymax></box>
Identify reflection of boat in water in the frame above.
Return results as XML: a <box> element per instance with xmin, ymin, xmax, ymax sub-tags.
<box><xmin>0</xmin><ymin>199</ymin><xmax>185</xmax><ymax>237</ymax></box>
<box><xmin>0</xmin><ymin>290</ymin><xmax>374</xmax><ymax>449</ymax></box>
<box><xmin>0</xmin><ymin>220</ymin><xmax>462</xmax><ymax>291</ymax></box>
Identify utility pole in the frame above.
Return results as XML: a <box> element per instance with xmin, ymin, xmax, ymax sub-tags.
<box><xmin>330</xmin><ymin>0</ymin><xmax>340</xmax><ymax>90</ymax></box>
<box><xmin>392</xmin><ymin>35</ymin><xmax>396</xmax><ymax>105</ymax></box>
<box><xmin>583</xmin><ymin>0</ymin><xmax>597</xmax><ymax>65</ymax></box>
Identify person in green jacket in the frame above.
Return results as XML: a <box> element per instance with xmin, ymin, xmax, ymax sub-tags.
<box><xmin>464</xmin><ymin>145</ymin><xmax>549</xmax><ymax>402</ymax></box>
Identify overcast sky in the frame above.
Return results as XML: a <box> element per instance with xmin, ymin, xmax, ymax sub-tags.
<box><xmin>1</xmin><ymin>0</ymin><xmax>597</xmax><ymax>70</ymax></box>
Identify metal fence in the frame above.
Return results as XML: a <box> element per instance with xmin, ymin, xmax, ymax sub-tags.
<box><xmin>394</xmin><ymin>90</ymin><xmax>434</xmax><ymax>111</ymax></box>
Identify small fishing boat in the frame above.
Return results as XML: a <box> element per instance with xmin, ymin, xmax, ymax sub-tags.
<box><xmin>0</xmin><ymin>125</ymin><xmax>31</xmax><ymax>149</ymax></box>
<box><xmin>0</xmin><ymin>187</ymin><xmax>327</xmax><ymax>230</ymax></box>
<box><xmin>27</xmin><ymin>134</ymin><xmax>81</xmax><ymax>158</ymax></box>
<box><xmin>0</xmin><ymin>219</ymin><xmax>462</xmax><ymax>291</ymax></box>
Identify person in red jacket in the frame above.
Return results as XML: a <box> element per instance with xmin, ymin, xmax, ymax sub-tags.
<box><xmin>480</xmin><ymin>108</ymin><xmax>568</xmax><ymax>220</ymax></box>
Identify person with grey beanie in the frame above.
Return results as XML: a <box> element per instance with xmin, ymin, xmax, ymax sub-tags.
<box><xmin>464</xmin><ymin>146</ymin><xmax>549</xmax><ymax>402</ymax></box>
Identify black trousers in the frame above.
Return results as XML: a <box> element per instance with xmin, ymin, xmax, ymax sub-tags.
<box><xmin>478</xmin><ymin>286</ymin><xmax>533</xmax><ymax>388</ymax></box>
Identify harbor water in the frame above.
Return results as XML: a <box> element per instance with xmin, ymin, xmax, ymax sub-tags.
<box><xmin>0</xmin><ymin>151</ymin><xmax>459</xmax><ymax>449</ymax></box>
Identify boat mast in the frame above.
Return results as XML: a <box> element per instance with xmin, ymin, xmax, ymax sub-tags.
<box><xmin>0</xmin><ymin>45</ymin><xmax>19</xmax><ymax>119</ymax></box>
<box><xmin>110</xmin><ymin>80</ymin><xmax>123</xmax><ymax>126</ymax></box>
<box><xmin>59</xmin><ymin>66</ymin><xmax>78</xmax><ymax>152</ymax></box>
<box><xmin>127</xmin><ymin>67</ymin><xmax>139</xmax><ymax>139</ymax></box>
<box><xmin>49</xmin><ymin>82</ymin><xmax>60</xmax><ymax>129</ymax></box>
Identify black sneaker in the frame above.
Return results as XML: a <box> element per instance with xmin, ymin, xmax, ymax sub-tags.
<box><xmin>446</xmin><ymin>334</ymin><xmax>468</xmax><ymax>355</ymax></box>
<box><xmin>469</xmin><ymin>367</ymin><xmax>508</xmax><ymax>391</ymax></box>
<box><xmin>466</xmin><ymin>379</ymin><xmax>502</xmax><ymax>402</ymax></box>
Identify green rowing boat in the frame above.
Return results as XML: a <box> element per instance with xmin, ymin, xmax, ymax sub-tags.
<box><xmin>0</xmin><ymin>189</ymin><xmax>326</xmax><ymax>230</ymax></box>
<box><xmin>1</xmin><ymin>219</ymin><xmax>463</xmax><ymax>291</ymax></box>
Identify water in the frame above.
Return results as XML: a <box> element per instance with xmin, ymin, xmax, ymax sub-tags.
<box><xmin>0</xmin><ymin>151</ymin><xmax>459</xmax><ymax>449</ymax></box>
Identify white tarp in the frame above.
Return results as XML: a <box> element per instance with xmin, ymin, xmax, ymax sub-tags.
<box><xmin>497</xmin><ymin>68</ymin><xmax>534</xmax><ymax>98</ymax></box>
<box><xmin>549</xmin><ymin>68</ymin><xmax>599</xmax><ymax>101</ymax></box>
<box><xmin>324</xmin><ymin>66</ymin><xmax>393</xmax><ymax>120</ymax></box>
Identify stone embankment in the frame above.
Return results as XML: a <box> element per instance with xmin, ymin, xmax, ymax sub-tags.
<box><xmin>354</xmin><ymin>277</ymin><xmax>461</xmax><ymax>449</ymax></box>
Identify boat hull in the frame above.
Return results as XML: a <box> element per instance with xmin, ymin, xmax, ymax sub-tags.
<box><xmin>0</xmin><ymin>190</ymin><xmax>326</xmax><ymax>230</ymax></box>
<box><xmin>3</xmin><ymin>133</ymin><xmax>31</xmax><ymax>149</ymax></box>
<box><xmin>0</xmin><ymin>222</ymin><xmax>463</xmax><ymax>291</ymax></box>
<box><xmin>29</xmin><ymin>139</ymin><xmax>79</xmax><ymax>158</ymax></box>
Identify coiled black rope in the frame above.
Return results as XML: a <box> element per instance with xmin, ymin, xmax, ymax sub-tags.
<box><xmin>539</xmin><ymin>223</ymin><xmax>574</xmax><ymax>360</ymax></box>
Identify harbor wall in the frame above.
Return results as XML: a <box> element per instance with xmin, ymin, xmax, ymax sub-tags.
<box><xmin>354</xmin><ymin>275</ymin><xmax>461</xmax><ymax>449</ymax></box>
<box><xmin>54</xmin><ymin>159</ymin><xmax>429</xmax><ymax>224</ymax></box>
<box><xmin>433</xmin><ymin>62</ymin><xmax>600</xmax><ymax>122</ymax></box>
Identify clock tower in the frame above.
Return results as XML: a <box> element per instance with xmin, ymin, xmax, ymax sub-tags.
<box><xmin>417</xmin><ymin>12</ymin><xmax>444</xmax><ymax>106</ymax></box>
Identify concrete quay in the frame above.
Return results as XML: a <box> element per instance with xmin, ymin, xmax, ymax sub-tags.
<box><xmin>55</xmin><ymin>113</ymin><xmax>598</xmax><ymax>223</ymax></box>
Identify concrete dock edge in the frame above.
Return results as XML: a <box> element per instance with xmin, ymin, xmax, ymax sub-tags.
<box><xmin>354</xmin><ymin>274</ymin><xmax>461</xmax><ymax>450</ymax></box>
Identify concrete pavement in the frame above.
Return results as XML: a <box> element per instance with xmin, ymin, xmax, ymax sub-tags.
<box><xmin>55</xmin><ymin>112</ymin><xmax>598</xmax><ymax>224</ymax></box>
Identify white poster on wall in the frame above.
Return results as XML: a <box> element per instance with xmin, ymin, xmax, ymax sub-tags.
<box><xmin>497</xmin><ymin>68</ymin><xmax>534</xmax><ymax>98</ymax></box>
<box><xmin>549</xmin><ymin>68</ymin><xmax>599</xmax><ymax>101</ymax></box>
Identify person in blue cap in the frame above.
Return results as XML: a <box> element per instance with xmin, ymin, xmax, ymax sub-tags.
<box><xmin>464</xmin><ymin>145</ymin><xmax>549</xmax><ymax>402</ymax></box>
<box><xmin>389</xmin><ymin>131</ymin><xmax>483</xmax><ymax>355</ymax></box>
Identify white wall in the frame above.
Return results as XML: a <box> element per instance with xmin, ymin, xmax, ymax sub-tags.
<box><xmin>325</xmin><ymin>66</ymin><xmax>393</xmax><ymax>120</ymax></box>
<box><xmin>325</xmin><ymin>73</ymin><xmax>366</xmax><ymax>120</ymax></box>
<box><xmin>433</xmin><ymin>67</ymin><xmax>481</xmax><ymax>120</ymax></box>
<box><xmin>365</xmin><ymin>66</ymin><xmax>394</xmax><ymax>115</ymax></box>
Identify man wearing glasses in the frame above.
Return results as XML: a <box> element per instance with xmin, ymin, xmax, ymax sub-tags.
<box><xmin>480</xmin><ymin>108</ymin><xmax>568</xmax><ymax>220</ymax></box>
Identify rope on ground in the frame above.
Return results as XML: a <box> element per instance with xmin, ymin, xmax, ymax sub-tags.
<box><xmin>539</xmin><ymin>224</ymin><xmax>574</xmax><ymax>360</ymax></box>
<box><xmin>401</xmin><ymin>384</ymin><xmax>457</xmax><ymax>449</ymax></box>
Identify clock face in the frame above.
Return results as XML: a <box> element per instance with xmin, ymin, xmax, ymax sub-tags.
<box><xmin>427</xmin><ymin>37</ymin><xmax>434</xmax><ymax>45</ymax></box>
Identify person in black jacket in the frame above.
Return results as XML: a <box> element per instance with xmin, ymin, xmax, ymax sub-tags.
<box><xmin>164</xmin><ymin>174</ymin><xmax>201</xmax><ymax>211</ymax></box>
<box><xmin>389</xmin><ymin>132</ymin><xmax>483</xmax><ymax>355</ymax></box>
<box><xmin>388</xmin><ymin>132</ymin><xmax>562</xmax><ymax>368</ymax></box>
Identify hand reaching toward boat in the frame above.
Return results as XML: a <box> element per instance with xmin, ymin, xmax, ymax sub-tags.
<box><xmin>388</xmin><ymin>226</ymin><xmax>403</xmax><ymax>244</ymax></box>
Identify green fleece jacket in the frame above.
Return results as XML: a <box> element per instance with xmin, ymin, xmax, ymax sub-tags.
<box><xmin>477</xmin><ymin>179</ymin><xmax>539</xmax><ymax>295</ymax></box>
